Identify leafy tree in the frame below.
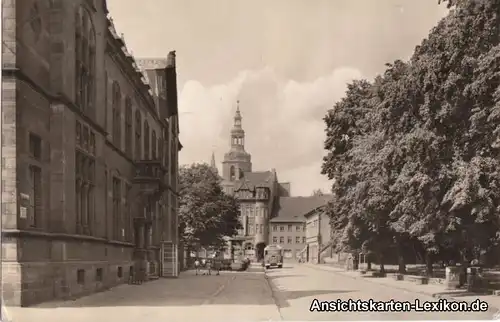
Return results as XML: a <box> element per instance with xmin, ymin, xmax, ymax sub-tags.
<box><xmin>322</xmin><ymin>0</ymin><xmax>500</xmax><ymax>274</ymax></box>
<box><xmin>178</xmin><ymin>163</ymin><xmax>241</xmax><ymax>251</ymax></box>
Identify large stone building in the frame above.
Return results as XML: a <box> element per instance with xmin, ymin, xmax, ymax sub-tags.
<box><xmin>1</xmin><ymin>0</ymin><xmax>181</xmax><ymax>306</ymax></box>
<box><xmin>217</xmin><ymin>102</ymin><xmax>330</xmax><ymax>261</ymax></box>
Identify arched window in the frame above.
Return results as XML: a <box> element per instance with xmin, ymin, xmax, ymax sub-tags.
<box><xmin>152</xmin><ymin>130</ymin><xmax>157</xmax><ymax>160</ymax></box>
<box><xmin>134</xmin><ymin>110</ymin><xmax>142</xmax><ymax>160</ymax></box>
<box><xmin>112</xmin><ymin>82</ymin><xmax>121</xmax><ymax>148</ymax></box>
<box><xmin>125</xmin><ymin>98</ymin><xmax>132</xmax><ymax>157</ymax></box>
<box><xmin>75</xmin><ymin>6</ymin><xmax>96</xmax><ymax>115</ymax></box>
<box><xmin>144</xmin><ymin>120</ymin><xmax>150</xmax><ymax>160</ymax></box>
<box><xmin>230</xmin><ymin>166</ymin><xmax>235</xmax><ymax>181</ymax></box>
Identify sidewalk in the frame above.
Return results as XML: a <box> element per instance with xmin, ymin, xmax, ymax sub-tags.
<box><xmin>304</xmin><ymin>263</ymin><xmax>500</xmax><ymax>314</ymax></box>
<box><xmin>5</xmin><ymin>269</ymin><xmax>279</xmax><ymax>322</ymax></box>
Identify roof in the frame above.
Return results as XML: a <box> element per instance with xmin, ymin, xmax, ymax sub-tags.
<box><xmin>270</xmin><ymin>195</ymin><xmax>332</xmax><ymax>223</ymax></box>
<box><xmin>235</xmin><ymin>171</ymin><xmax>274</xmax><ymax>191</ymax></box>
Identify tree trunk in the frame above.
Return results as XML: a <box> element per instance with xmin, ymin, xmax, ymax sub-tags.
<box><xmin>397</xmin><ymin>243</ymin><xmax>406</xmax><ymax>274</ymax></box>
<box><xmin>379</xmin><ymin>253</ymin><xmax>385</xmax><ymax>274</ymax></box>
<box><xmin>398</xmin><ymin>254</ymin><xmax>406</xmax><ymax>274</ymax></box>
<box><xmin>425</xmin><ymin>252</ymin><xmax>434</xmax><ymax>276</ymax></box>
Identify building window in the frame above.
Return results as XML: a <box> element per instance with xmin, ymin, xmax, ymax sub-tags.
<box><xmin>28</xmin><ymin>165</ymin><xmax>41</xmax><ymax>227</ymax></box>
<box><xmin>152</xmin><ymin>130</ymin><xmax>157</xmax><ymax>160</ymax></box>
<box><xmin>75</xmin><ymin>6</ymin><xmax>95</xmax><ymax>115</ymax></box>
<box><xmin>296</xmin><ymin>225</ymin><xmax>301</xmax><ymax>232</ymax></box>
<box><xmin>144</xmin><ymin>120</ymin><xmax>150</xmax><ymax>159</ymax></box>
<box><xmin>303</xmin><ymin>237</ymin><xmax>306</xmax><ymax>243</ymax></box>
<box><xmin>296</xmin><ymin>236</ymin><xmax>301</xmax><ymax>244</ymax></box>
<box><xmin>279</xmin><ymin>236</ymin><xmax>284</xmax><ymax>244</ymax></box>
<box><xmin>75</xmin><ymin>123</ymin><xmax>95</xmax><ymax>236</ymax></box>
<box><xmin>117</xmin><ymin>266</ymin><xmax>123</xmax><ymax>278</ymax></box>
<box><xmin>125</xmin><ymin>98</ymin><xmax>132</xmax><ymax>157</ymax></box>
<box><xmin>280</xmin><ymin>225</ymin><xmax>284</xmax><ymax>232</ymax></box>
<box><xmin>163</xmin><ymin>128</ymin><xmax>169</xmax><ymax>167</ymax></box>
<box><xmin>77</xmin><ymin>269</ymin><xmax>85</xmax><ymax>284</ymax></box>
<box><xmin>230</xmin><ymin>166</ymin><xmax>235</xmax><ymax>181</ymax></box>
<box><xmin>249</xmin><ymin>224</ymin><xmax>254</xmax><ymax>234</ymax></box>
<box><xmin>29</xmin><ymin>133</ymin><xmax>41</xmax><ymax>160</ymax></box>
<box><xmin>75</xmin><ymin>151</ymin><xmax>95</xmax><ymax>235</ymax></box>
<box><xmin>287</xmin><ymin>236</ymin><xmax>292</xmax><ymax>244</ymax></box>
<box><xmin>125</xmin><ymin>183</ymin><xmax>132</xmax><ymax>242</ymax></box>
<box><xmin>158</xmin><ymin>138</ymin><xmax>163</xmax><ymax>164</ymax></box>
<box><xmin>112</xmin><ymin>177</ymin><xmax>121</xmax><ymax>240</ymax></box>
<box><xmin>272</xmin><ymin>236</ymin><xmax>277</xmax><ymax>244</ymax></box>
<box><xmin>134</xmin><ymin>110</ymin><xmax>142</xmax><ymax>160</ymax></box>
<box><xmin>95</xmin><ymin>268</ymin><xmax>103</xmax><ymax>282</ymax></box>
<box><xmin>259</xmin><ymin>224</ymin><xmax>263</xmax><ymax>234</ymax></box>
<box><xmin>29</xmin><ymin>3</ymin><xmax>42</xmax><ymax>41</ymax></box>
<box><xmin>288</xmin><ymin>224</ymin><xmax>292</xmax><ymax>232</ymax></box>
<box><xmin>112</xmin><ymin>82</ymin><xmax>121</xmax><ymax>148</ymax></box>
<box><xmin>104</xmin><ymin>72</ymin><xmax>108</xmax><ymax>131</ymax></box>
<box><xmin>272</xmin><ymin>225</ymin><xmax>277</xmax><ymax>232</ymax></box>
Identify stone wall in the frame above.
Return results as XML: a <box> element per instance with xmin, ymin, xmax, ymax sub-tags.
<box><xmin>2</xmin><ymin>233</ymin><xmax>134</xmax><ymax>306</ymax></box>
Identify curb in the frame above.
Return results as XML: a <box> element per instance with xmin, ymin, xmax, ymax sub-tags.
<box><xmin>303</xmin><ymin>264</ymin><xmax>500</xmax><ymax>315</ymax></box>
<box><xmin>263</xmin><ymin>271</ymin><xmax>284</xmax><ymax>320</ymax></box>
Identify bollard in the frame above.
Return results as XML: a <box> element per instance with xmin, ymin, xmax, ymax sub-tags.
<box><xmin>467</xmin><ymin>267</ymin><xmax>482</xmax><ymax>292</ymax></box>
<box><xmin>445</xmin><ymin>266</ymin><xmax>461</xmax><ymax>290</ymax></box>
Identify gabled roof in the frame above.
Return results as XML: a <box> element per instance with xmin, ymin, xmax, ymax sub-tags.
<box><xmin>235</xmin><ymin>171</ymin><xmax>274</xmax><ymax>191</ymax></box>
<box><xmin>270</xmin><ymin>195</ymin><xmax>332</xmax><ymax>223</ymax></box>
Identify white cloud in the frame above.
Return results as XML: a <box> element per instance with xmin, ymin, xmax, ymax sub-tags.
<box><xmin>178</xmin><ymin>66</ymin><xmax>363</xmax><ymax>196</ymax></box>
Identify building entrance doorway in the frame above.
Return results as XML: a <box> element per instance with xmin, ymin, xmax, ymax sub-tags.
<box><xmin>255</xmin><ymin>242</ymin><xmax>266</xmax><ymax>261</ymax></box>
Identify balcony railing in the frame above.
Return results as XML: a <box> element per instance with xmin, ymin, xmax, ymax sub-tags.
<box><xmin>135</xmin><ymin>160</ymin><xmax>166</xmax><ymax>180</ymax></box>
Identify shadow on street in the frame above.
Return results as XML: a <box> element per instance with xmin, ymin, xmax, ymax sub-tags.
<box><xmin>32</xmin><ymin>271</ymin><xmax>273</xmax><ymax>308</ymax></box>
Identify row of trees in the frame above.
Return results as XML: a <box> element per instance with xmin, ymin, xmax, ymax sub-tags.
<box><xmin>178</xmin><ymin>163</ymin><xmax>241</xmax><ymax>253</ymax></box>
<box><xmin>321</xmin><ymin>0</ymin><xmax>500</xmax><ymax>274</ymax></box>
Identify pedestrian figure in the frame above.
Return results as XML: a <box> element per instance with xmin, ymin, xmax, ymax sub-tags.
<box><xmin>210</xmin><ymin>251</ymin><xmax>221</xmax><ymax>275</ymax></box>
<box><xmin>201</xmin><ymin>258</ymin><xmax>209</xmax><ymax>275</ymax></box>
<box><xmin>194</xmin><ymin>258</ymin><xmax>201</xmax><ymax>275</ymax></box>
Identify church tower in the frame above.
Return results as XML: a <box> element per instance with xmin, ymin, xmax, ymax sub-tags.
<box><xmin>222</xmin><ymin>101</ymin><xmax>252</xmax><ymax>191</ymax></box>
<box><xmin>210</xmin><ymin>151</ymin><xmax>218</xmax><ymax>174</ymax></box>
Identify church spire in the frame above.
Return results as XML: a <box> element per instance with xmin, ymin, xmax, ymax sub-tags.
<box><xmin>210</xmin><ymin>151</ymin><xmax>216</xmax><ymax>169</ymax></box>
<box><xmin>233</xmin><ymin>100</ymin><xmax>242</xmax><ymax>128</ymax></box>
<box><xmin>230</xmin><ymin>100</ymin><xmax>245</xmax><ymax>149</ymax></box>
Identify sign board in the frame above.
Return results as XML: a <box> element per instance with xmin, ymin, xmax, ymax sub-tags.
<box><xmin>19</xmin><ymin>207</ymin><xmax>27</xmax><ymax>219</ymax></box>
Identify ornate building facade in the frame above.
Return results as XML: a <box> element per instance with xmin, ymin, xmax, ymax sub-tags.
<box><xmin>217</xmin><ymin>103</ymin><xmax>331</xmax><ymax>261</ymax></box>
<box><xmin>219</xmin><ymin>103</ymin><xmax>290</xmax><ymax>260</ymax></box>
<box><xmin>1</xmin><ymin>0</ymin><xmax>181</xmax><ymax>306</ymax></box>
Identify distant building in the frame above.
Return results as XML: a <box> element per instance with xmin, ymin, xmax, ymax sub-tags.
<box><xmin>270</xmin><ymin>196</ymin><xmax>331</xmax><ymax>260</ymax></box>
<box><xmin>215</xmin><ymin>102</ymin><xmax>330</xmax><ymax>260</ymax></box>
<box><xmin>304</xmin><ymin>206</ymin><xmax>332</xmax><ymax>264</ymax></box>
<box><xmin>1</xmin><ymin>0</ymin><xmax>180</xmax><ymax>306</ymax></box>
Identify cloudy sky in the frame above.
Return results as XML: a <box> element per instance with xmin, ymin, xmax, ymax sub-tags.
<box><xmin>107</xmin><ymin>0</ymin><xmax>448</xmax><ymax>196</ymax></box>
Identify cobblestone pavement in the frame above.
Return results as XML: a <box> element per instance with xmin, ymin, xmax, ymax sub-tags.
<box><xmin>5</xmin><ymin>270</ymin><xmax>281</xmax><ymax>322</ymax></box>
<box><xmin>265</xmin><ymin>263</ymin><xmax>496</xmax><ymax>320</ymax></box>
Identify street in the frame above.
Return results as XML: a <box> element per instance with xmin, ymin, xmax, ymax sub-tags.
<box><xmin>5</xmin><ymin>263</ymin><xmax>496</xmax><ymax>321</ymax></box>
<box><xmin>267</xmin><ymin>264</ymin><xmax>495</xmax><ymax>320</ymax></box>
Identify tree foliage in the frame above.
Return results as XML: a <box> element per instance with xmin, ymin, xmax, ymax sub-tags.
<box><xmin>178</xmin><ymin>163</ymin><xmax>241</xmax><ymax>248</ymax></box>
<box><xmin>322</xmin><ymin>0</ymin><xmax>500</xmax><ymax>271</ymax></box>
